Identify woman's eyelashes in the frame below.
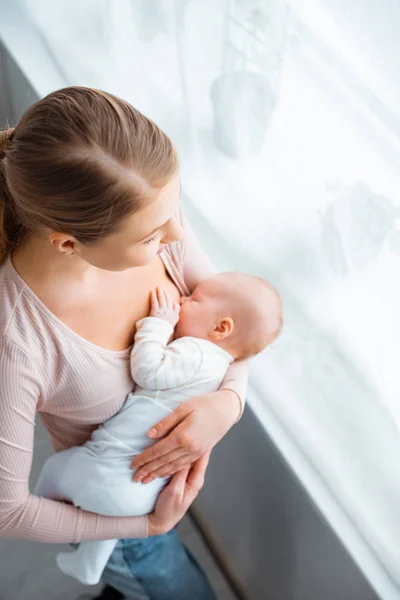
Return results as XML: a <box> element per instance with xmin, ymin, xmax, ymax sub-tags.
<box><xmin>143</xmin><ymin>229</ymin><xmax>164</xmax><ymax>245</ymax></box>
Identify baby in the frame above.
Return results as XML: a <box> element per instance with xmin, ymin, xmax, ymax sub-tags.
<box><xmin>35</xmin><ymin>272</ymin><xmax>282</xmax><ymax>585</ymax></box>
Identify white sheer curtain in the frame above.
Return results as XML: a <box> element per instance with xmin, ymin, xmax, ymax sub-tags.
<box><xmin>1</xmin><ymin>0</ymin><xmax>400</xmax><ymax>597</ymax></box>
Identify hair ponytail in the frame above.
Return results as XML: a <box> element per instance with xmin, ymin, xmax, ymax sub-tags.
<box><xmin>0</xmin><ymin>128</ymin><xmax>23</xmax><ymax>263</ymax></box>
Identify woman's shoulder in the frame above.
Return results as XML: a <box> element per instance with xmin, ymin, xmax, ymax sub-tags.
<box><xmin>0</xmin><ymin>260</ymin><xmax>37</xmax><ymax>381</ymax></box>
<box><xmin>0</xmin><ymin>256</ymin><xmax>38</xmax><ymax>349</ymax></box>
<box><xmin>0</xmin><ymin>257</ymin><xmax>23</xmax><ymax>331</ymax></box>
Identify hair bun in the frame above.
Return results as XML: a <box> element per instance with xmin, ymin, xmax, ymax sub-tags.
<box><xmin>0</xmin><ymin>128</ymin><xmax>15</xmax><ymax>159</ymax></box>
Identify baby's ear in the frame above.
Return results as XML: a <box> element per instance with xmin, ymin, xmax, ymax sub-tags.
<box><xmin>209</xmin><ymin>317</ymin><xmax>234</xmax><ymax>341</ymax></box>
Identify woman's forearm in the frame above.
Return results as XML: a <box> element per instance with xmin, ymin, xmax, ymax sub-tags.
<box><xmin>0</xmin><ymin>493</ymin><xmax>148</xmax><ymax>543</ymax></box>
<box><xmin>180</xmin><ymin>214</ymin><xmax>249</xmax><ymax>419</ymax></box>
<box><xmin>220</xmin><ymin>359</ymin><xmax>249</xmax><ymax>420</ymax></box>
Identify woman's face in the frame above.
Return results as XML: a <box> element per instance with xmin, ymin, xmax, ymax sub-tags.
<box><xmin>76</xmin><ymin>172</ymin><xmax>183</xmax><ymax>271</ymax></box>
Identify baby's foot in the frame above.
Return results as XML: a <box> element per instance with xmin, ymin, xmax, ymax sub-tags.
<box><xmin>56</xmin><ymin>551</ymin><xmax>101</xmax><ymax>586</ymax></box>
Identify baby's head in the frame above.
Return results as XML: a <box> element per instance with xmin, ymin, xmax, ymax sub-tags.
<box><xmin>175</xmin><ymin>272</ymin><xmax>282</xmax><ymax>360</ymax></box>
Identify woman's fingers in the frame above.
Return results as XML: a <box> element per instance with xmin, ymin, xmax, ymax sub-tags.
<box><xmin>148</xmin><ymin>468</ymin><xmax>189</xmax><ymax>535</ymax></box>
<box><xmin>141</xmin><ymin>454</ymin><xmax>196</xmax><ymax>482</ymax></box>
<box><xmin>130</xmin><ymin>435</ymin><xmax>179</xmax><ymax>469</ymax></box>
<box><xmin>146</xmin><ymin>406</ymin><xmax>187</xmax><ymax>440</ymax></box>
<box><xmin>149</xmin><ymin>465</ymin><xmax>201</xmax><ymax>536</ymax></box>
<box><xmin>168</xmin><ymin>467</ymin><xmax>189</xmax><ymax>498</ymax></box>
<box><xmin>168</xmin><ymin>466</ymin><xmax>197</xmax><ymax>506</ymax></box>
<box><xmin>132</xmin><ymin>448</ymin><xmax>188</xmax><ymax>482</ymax></box>
<box><xmin>187</xmin><ymin>452</ymin><xmax>210</xmax><ymax>490</ymax></box>
<box><xmin>142</xmin><ymin>450</ymin><xmax>211</xmax><ymax>484</ymax></box>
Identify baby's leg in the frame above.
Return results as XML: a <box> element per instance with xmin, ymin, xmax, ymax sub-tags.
<box><xmin>36</xmin><ymin>431</ymin><xmax>169</xmax><ymax>585</ymax></box>
<box><xmin>35</xmin><ymin>448</ymin><xmax>83</xmax><ymax>502</ymax></box>
<box><xmin>55</xmin><ymin>477</ymin><xmax>169</xmax><ymax>585</ymax></box>
<box><xmin>36</xmin><ymin>448</ymin><xmax>118</xmax><ymax>585</ymax></box>
<box><xmin>56</xmin><ymin>539</ymin><xmax>118</xmax><ymax>586</ymax></box>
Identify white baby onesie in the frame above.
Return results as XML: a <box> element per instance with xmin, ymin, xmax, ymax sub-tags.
<box><xmin>35</xmin><ymin>317</ymin><xmax>233</xmax><ymax>585</ymax></box>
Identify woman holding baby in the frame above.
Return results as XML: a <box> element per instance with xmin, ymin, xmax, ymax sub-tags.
<box><xmin>0</xmin><ymin>87</ymin><xmax>250</xmax><ymax>599</ymax></box>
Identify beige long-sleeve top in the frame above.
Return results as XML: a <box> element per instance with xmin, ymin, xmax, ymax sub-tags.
<box><xmin>0</xmin><ymin>217</ymin><xmax>248</xmax><ymax>543</ymax></box>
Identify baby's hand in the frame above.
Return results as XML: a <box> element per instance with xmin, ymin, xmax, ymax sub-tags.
<box><xmin>150</xmin><ymin>287</ymin><xmax>180</xmax><ymax>328</ymax></box>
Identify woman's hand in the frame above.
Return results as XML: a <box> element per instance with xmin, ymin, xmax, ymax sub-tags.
<box><xmin>148</xmin><ymin>452</ymin><xmax>210</xmax><ymax>536</ymax></box>
<box><xmin>131</xmin><ymin>389</ymin><xmax>240</xmax><ymax>483</ymax></box>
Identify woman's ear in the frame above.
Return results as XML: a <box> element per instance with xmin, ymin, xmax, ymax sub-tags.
<box><xmin>209</xmin><ymin>317</ymin><xmax>234</xmax><ymax>342</ymax></box>
<box><xmin>48</xmin><ymin>232</ymin><xmax>78</xmax><ymax>257</ymax></box>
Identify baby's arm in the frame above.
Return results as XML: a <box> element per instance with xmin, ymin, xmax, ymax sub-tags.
<box><xmin>130</xmin><ymin>288</ymin><xmax>202</xmax><ymax>390</ymax></box>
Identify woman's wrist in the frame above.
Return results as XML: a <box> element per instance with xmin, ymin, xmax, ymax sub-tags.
<box><xmin>147</xmin><ymin>513</ymin><xmax>158</xmax><ymax>537</ymax></box>
<box><xmin>147</xmin><ymin>511</ymin><xmax>172</xmax><ymax>537</ymax></box>
<box><xmin>143</xmin><ymin>515</ymin><xmax>150</xmax><ymax>537</ymax></box>
<box><xmin>128</xmin><ymin>514</ymin><xmax>150</xmax><ymax>538</ymax></box>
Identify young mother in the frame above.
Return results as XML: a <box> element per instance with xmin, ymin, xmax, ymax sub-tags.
<box><xmin>0</xmin><ymin>87</ymin><xmax>247</xmax><ymax>600</ymax></box>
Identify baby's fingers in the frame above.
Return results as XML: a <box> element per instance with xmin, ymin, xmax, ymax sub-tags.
<box><xmin>151</xmin><ymin>290</ymin><xmax>159</xmax><ymax>312</ymax></box>
<box><xmin>163</xmin><ymin>288</ymin><xmax>172</xmax><ymax>309</ymax></box>
<box><xmin>157</xmin><ymin>287</ymin><xmax>166</xmax><ymax>308</ymax></box>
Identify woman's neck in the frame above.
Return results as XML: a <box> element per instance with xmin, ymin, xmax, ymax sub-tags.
<box><xmin>12</xmin><ymin>234</ymin><xmax>97</xmax><ymax>287</ymax></box>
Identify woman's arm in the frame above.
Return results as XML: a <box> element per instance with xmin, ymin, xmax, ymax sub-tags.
<box><xmin>0</xmin><ymin>340</ymin><xmax>149</xmax><ymax>543</ymax></box>
<box><xmin>180</xmin><ymin>215</ymin><xmax>249</xmax><ymax>418</ymax></box>
<box><xmin>131</xmin><ymin>214</ymin><xmax>249</xmax><ymax>483</ymax></box>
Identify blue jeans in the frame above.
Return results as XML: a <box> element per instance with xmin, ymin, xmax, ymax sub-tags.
<box><xmin>100</xmin><ymin>528</ymin><xmax>216</xmax><ymax>600</ymax></box>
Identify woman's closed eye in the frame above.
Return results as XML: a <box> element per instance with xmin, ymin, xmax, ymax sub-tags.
<box><xmin>143</xmin><ymin>229</ymin><xmax>164</xmax><ymax>245</ymax></box>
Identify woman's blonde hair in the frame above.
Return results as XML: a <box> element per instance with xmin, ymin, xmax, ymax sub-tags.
<box><xmin>0</xmin><ymin>87</ymin><xmax>178</xmax><ymax>262</ymax></box>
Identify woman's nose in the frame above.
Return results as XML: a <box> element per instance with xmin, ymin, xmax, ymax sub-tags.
<box><xmin>161</xmin><ymin>216</ymin><xmax>183</xmax><ymax>245</ymax></box>
<box><xmin>180</xmin><ymin>296</ymin><xmax>189</xmax><ymax>305</ymax></box>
